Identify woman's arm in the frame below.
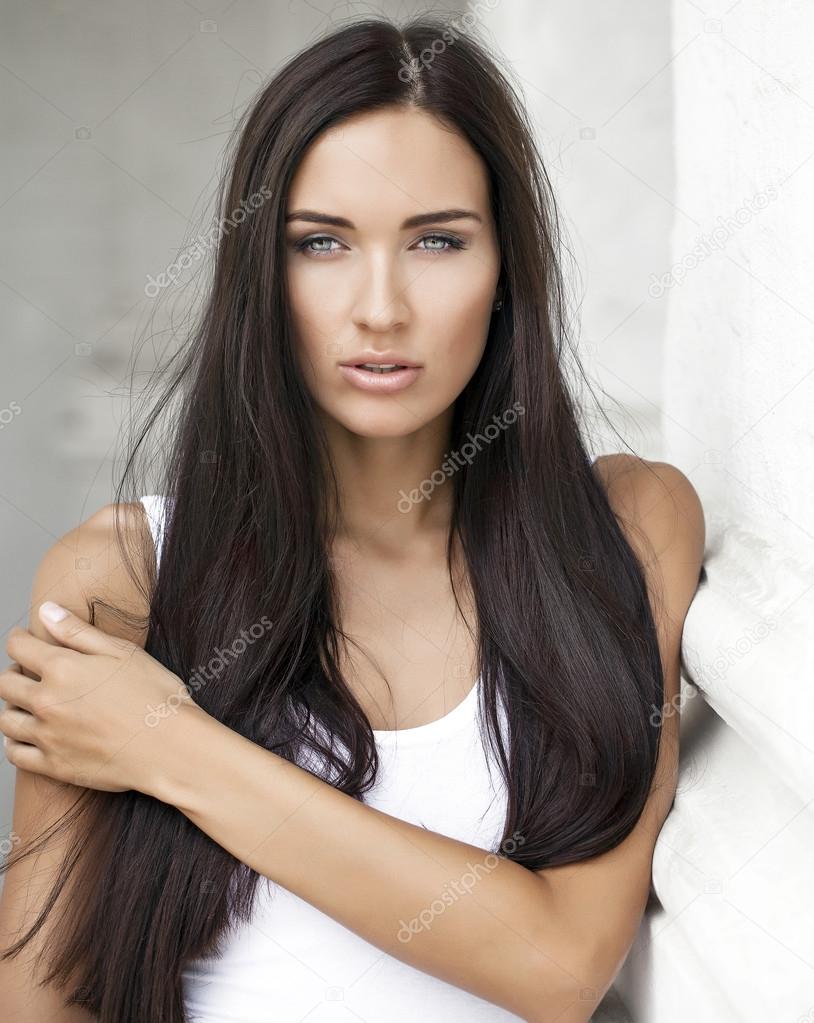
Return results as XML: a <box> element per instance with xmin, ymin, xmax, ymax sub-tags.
<box><xmin>0</xmin><ymin>503</ymin><xmax>150</xmax><ymax>1022</ymax></box>
<box><xmin>544</xmin><ymin>457</ymin><xmax>704</xmax><ymax>1015</ymax></box>
<box><xmin>147</xmin><ymin>697</ymin><xmax>577</xmax><ymax>1021</ymax></box>
<box><xmin>144</xmin><ymin>458</ymin><xmax>704</xmax><ymax>1023</ymax></box>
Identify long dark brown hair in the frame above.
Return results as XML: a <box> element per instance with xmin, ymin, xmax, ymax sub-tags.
<box><xmin>1</xmin><ymin>15</ymin><xmax>667</xmax><ymax>1021</ymax></box>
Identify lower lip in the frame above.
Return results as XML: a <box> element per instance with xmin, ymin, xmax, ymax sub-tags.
<box><xmin>338</xmin><ymin>365</ymin><xmax>422</xmax><ymax>393</ymax></box>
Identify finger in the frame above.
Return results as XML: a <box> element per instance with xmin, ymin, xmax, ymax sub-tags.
<box><xmin>0</xmin><ymin>704</ymin><xmax>36</xmax><ymax>744</ymax></box>
<box><xmin>37</xmin><ymin>602</ymin><xmax>127</xmax><ymax>657</ymax></box>
<box><xmin>2</xmin><ymin>735</ymin><xmax>44</xmax><ymax>774</ymax></box>
<box><xmin>0</xmin><ymin>662</ymin><xmax>41</xmax><ymax>714</ymax></box>
<box><xmin>5</xmin><ymin>628</ymin><xmax>52</xmax><ymax>679</ymax></box>
<box><xmin>3</xmin><ymin>736</ymin><xmax>90</xmax><ymax>789</ymax></box>
<box><xmin>0</xmin><ymin>664</ymin><xmax>26</xmax><ymax>712</ymax></box>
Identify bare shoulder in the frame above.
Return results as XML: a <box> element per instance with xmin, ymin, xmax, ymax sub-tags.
<box><xmin>592</xmin><ymin>453</ymin><xmax>705</xmax><ymax>552</ymax></box>
<box><xmin>592</xmin><ymin>453</ymin><xmax>705</xmax><ymax>618</ymax></box>
<box><xmin>27</xmin><ymin>499</ymin><xmax>155</xmax><ymax>649</ymax></box>
<box><xmin>590</xmin><ymin>455</ymin><xmax>706</xmax><ymax>855</ymax></box>
<box><xmin>591</xmin><ymin>452</ymin><xmax>706</xmax><ymax>738</ymax></box>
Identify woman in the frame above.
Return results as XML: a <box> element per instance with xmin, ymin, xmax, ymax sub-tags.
<box><xmin>0</xmin><ymin>15</ymin><xmax>704</xmax><ymax>1023</ymax></box>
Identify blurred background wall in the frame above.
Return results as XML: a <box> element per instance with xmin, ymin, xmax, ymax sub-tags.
<box><xmin>477</xmin><ymin>0</ymin><xmax>674</xmax><ymax>461</ymax></box>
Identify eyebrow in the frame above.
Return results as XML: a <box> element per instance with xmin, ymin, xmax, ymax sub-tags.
<box><xmin>284</xmin><ymin>208</ymin><xmax>483</xmax><ymax>229</ymax></box>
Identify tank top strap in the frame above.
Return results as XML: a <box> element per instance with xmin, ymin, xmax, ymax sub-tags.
<box><xmin>139</xmin><ymin>494</ymin><xmax>167</xmax><ymax>567</ymax></box>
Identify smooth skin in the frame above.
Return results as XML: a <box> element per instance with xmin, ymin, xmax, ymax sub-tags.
<box><xmin>0</xmin><ymin>106</ymin><xmax>705</xmax><ymax>1022</ymax></box>
<box><xmin>286</xmin><ymin>106</ymin><xmax>503</xmax><ymax>727</ymax></box>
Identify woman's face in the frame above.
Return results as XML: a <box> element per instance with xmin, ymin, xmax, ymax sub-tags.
<box><xmin>284</xmin><ymin>105</ymin><xmax>501</xmax><ymax>438</ymax></box>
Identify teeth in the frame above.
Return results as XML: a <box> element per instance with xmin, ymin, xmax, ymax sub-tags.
<box><xmin>358</xmin><ymin>363</ymin><xmax>403</xmax><ymax>373</ymax></box>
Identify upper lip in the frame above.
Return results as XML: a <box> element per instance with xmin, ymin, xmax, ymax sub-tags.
<box><xmin>339</xmin><ymin>352</ymin><xmax>422</xmax><ymax>368</ymax></box>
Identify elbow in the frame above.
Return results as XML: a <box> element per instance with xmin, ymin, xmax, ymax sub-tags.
<box><xmin>517</xmin><ymin>936</ymin><xmax>618</xmax><ymax>1023</ymax></box>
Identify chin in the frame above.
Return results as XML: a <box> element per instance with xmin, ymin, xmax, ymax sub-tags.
<box><xmin>335</xmin><ymin>410</ymin><xmax>432</xmax><ymax>439</ymax></box>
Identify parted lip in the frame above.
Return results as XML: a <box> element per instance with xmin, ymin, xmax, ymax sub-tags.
<box><xmin>339</xmin><ymin>352</ymin><xmax>422</xmax><ymax>368</ymax></box>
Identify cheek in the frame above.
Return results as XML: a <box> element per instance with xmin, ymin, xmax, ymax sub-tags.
<box><xmin>287</xmin><ymin>274</ymin><xmax>343</xmax><ymax>385</ymax></box>
<box><xmin>286</xmin><ymin>257</ymin><xmax>497</xmax><ymax>416</ymax></box>
<box><xmin>431</xmin><ymin>300</ymin><xmax>492</xmax><ymax>393</ymax></box>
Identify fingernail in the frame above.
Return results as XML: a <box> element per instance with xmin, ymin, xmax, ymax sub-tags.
<box><xmin>40</xmin><ymin>601</ymin><xmax>69</xmax><ymax>623</ymax></box>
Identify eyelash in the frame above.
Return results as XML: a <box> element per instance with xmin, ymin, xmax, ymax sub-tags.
<box><xmin>292</xmin><ymin>232</ymin><xmax>467</xmax><ymax>257</ymax></box>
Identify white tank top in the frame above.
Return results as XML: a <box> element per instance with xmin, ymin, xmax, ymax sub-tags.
<box><xmin>138</xmin><ymin>495</ymin><xmax>521</xmax><ymax>1022</ymax></box>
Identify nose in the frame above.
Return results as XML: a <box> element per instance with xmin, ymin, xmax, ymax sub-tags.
<box><xmin>351</xmin><ymin>252</ymin><xmax>410</xmax><ymax>333</ymax></box>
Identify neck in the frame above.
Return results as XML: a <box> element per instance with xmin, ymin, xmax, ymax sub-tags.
<box><xmin>320</xmin><ymin>406</ymin><xmax>457</xmax><ymax>553</ymax></box>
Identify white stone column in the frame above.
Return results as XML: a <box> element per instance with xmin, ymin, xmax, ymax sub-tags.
<box><xmin>617</xmin><ymin>3</ymin><xmax>814</xmax><ymax>1020</ymax></box>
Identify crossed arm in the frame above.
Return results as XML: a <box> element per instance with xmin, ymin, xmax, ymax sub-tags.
<box><xmin>155</xmin><ymin>707</ymin><xmax>589</xmax><ymax>1020</ymax></box>
<box><xmin>0</xmin><ymin>456</ymin><xmax>703</xmax><ymax>1023</ymax></box>
<box><xmin>142</xmin><ymin>458</ymin><xmax>704</xmax><ymax>1022</ymax></box>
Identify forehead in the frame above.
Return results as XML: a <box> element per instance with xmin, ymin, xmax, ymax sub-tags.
<box><xmin>286</xmin><ymin>106</ymin><xmax>492</xmax><ymax>224</ymax></box>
